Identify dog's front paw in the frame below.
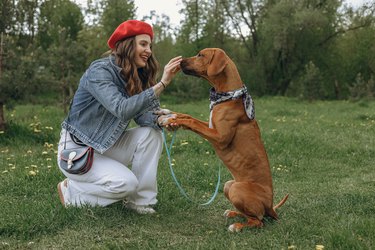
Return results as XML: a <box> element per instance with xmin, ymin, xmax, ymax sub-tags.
<box><xmin>228</xmin><ymin>223</ymin><xmax>242</xmax><ymax>233</ymax></box>
<box><xmin>153</xmin><ymin>108</ymin><xmax>173</xmax><ymax>116</ymax></box>
<box><xmin>158</xmin><ymin>114</ymin><xmax>177</xmax><ymax>126</ymax></box>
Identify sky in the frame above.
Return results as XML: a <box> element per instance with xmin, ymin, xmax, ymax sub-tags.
<box><xmin>73</xmin><ymin>0</ymin><xmax>368</xmax><ymax>27</ymax></box>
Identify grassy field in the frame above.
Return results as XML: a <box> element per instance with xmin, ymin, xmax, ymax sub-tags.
<box><xmin>0</xmin><ymin>97</ymin><xmax>374</xmax><ymax>249</ymax></box>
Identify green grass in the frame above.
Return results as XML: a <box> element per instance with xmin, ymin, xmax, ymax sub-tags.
<box><xmin>0</xmin><ymin>97</ymin><xmax>374</xmax><ymax>249</ymax></box>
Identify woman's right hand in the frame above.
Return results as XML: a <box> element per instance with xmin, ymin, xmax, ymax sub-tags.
<box><xmin>160</xmin><ymin>56</ymin><xmax>183</xmax><ymax>86</ymax></box>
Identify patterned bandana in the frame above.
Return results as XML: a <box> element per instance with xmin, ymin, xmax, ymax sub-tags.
<box><xmin>209</xmin><ymin>86</ymin><xmax>255</xmax><ymax>120</ymax></box>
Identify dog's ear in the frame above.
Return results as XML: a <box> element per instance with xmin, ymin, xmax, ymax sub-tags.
<box><xmin>207</xmin><ymin>49</ymin><xmax>228</xmax><ymax>77</ymax></box>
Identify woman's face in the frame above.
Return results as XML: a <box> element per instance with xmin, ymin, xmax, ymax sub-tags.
<box><xmin>134</xmin><ymin>34</ymin><xmax>152</xmax><ymax>68</ymax></box>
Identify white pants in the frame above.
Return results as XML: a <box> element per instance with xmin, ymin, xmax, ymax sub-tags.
<box><xmin>57</xmin><ymin>127</ymin><xmax>163</xmax><ymax>207</ymax></box>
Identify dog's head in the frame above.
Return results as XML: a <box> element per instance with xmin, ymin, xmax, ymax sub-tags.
<box><xmin>180</xmin><ymin>48</ymin><xmax>229</xmax><ymax>79</ymax></box>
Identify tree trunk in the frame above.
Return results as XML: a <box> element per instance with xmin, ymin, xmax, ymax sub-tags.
<box><xmin>0</xmin><ymin>101</ymin><xmax>6</xmax><ymax>131</ymax></box>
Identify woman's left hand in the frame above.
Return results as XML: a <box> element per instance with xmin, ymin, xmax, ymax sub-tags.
<box><xmin>160</xmin><ymin>56</ymin><xmax>183</xmax><ymax>86</ymax></box>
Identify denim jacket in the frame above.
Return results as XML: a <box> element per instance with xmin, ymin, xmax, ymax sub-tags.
<box><xmin>62</xmin><ymin>55</ymin><xmax>161</xmax><ymax>154</ymax></box>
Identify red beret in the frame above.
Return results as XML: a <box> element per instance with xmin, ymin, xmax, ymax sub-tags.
<box><xmin>107</xmin><ymin>20</ymin><xmax>154</xmax><ymax>49</ymax></box>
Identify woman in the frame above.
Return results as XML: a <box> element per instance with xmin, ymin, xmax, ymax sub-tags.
<box><xmin>57</xmin><ymin>20</ymin><xmax>182</xmax><ymax>214</ymax></box>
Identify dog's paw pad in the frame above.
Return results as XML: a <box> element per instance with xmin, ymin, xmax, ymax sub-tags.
<box><xmin>228</xmin><ymin>224</ymin><xmax>241</xmax><ymax>233</ymax></box>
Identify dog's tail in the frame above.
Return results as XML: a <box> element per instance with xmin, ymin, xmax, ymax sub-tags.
<box><xmin>267</xmin><ymin>194</ymin><xmax>289</xmax><ymax>220</ymax></box>
<box><xmin>273</xmin><ymin>194</ymin><xmax>289</xmax><ymax>210</ymax></box>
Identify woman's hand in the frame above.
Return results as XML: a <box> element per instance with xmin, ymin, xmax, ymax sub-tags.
<box><xmin>160</xmin><ymin>56</ymin><xmax>182</xmax><ymax>86</ymax></box>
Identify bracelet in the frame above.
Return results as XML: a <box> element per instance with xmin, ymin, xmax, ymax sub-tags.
<box><xmin>160</xmin><ymin>81</ymin><xmax>166</xmax><ymax>89</ymax></box>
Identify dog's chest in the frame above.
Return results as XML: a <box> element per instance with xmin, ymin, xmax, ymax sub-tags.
<box><xmin>209</xmin><ymin>110</ymin><xmax>213</xmax><ymax>128</ymax></box>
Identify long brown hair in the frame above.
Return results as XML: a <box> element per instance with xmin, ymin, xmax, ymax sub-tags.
<box><xmin>113</xmin><ymin>37</ymin><xmax>159</xmax><ymax>96</ymax></box>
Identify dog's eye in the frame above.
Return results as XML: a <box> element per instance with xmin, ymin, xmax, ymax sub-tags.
<box><xmin>197</xmin><ymin>53</ymin><xmax>203</xmax><ymax>57</ymax></box>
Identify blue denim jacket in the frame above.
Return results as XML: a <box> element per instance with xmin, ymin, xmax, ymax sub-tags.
<box><xmin>62</xmin><ymin>55</ymin><xmax>160</xmax><ymax>153</ymax></box>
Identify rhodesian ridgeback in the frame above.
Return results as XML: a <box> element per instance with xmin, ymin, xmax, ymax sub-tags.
<box><xmin>163</xmin><ymin>48</ymin><xmax>289</xmax><ymax>232</ymax></box>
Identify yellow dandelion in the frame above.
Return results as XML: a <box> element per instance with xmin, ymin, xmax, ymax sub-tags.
<box><xmin>180</xmin><ymin>142</ymin><xmax>189</xmax><ymax>146</ymax></box>
<box><xmin>11</xmin><ymin>166</ymin><xmax>16</xmax><ymax>170</ymax></box>
<box><xmin>47</xmin><ymin>166</ymin><xmax>52</xmax><ymax>169</ymax></box>
<box><xmin>27</xmin><ymin>150</ymin><xmax>32</xmax><ymax>154</ymax></box>
<box><xmin>316</xmin><ymin>245</ymin><xmax>324</xmax><ymax>250</ymax></box>
<box><xmin>288</xmin><ymin>246</ymin><xmax>297</xmax><ymax>250</ymax></box>
<box><xmin>34</xmin><ymin>128</ymin><xmax>41</xmax><ymax>133</ymax></box>
<box><xmin>204</xmin><ymin>163</ymin><xmax>209</xmax><ymax>166</ymax></box>
<box><xmin>2</xmin><ymin>170</ymin><xmax>9</xmax><ymax>174</ymax></box>
<box><xmin>46</xmin><ymin>158</ymin><xmax>52</xmax><ymax>161</ymax></box>
<box><xmin>0</xmin><ymin>131</ymin><xmax>4</xmax><ymax>134</ymax></box>
<box><xmin>206</xmin><ymin>151</ymin><xmax>210</xmax><ymax>154</ymax></box>
<box><xmin>42</xmin><ymin>151</ymin><xmax>48</xmax><ymax>155</ymax></box>
<box><xmin>28</xmin><ymin>170</ymin><xmax>37</xmax><ymax>176</ymax></box>
<box><xmin>44</xmin><ymin>142</ymin><xmax>54</xmax><ymax>148</ymax></box>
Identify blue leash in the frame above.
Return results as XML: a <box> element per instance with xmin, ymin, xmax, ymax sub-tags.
<box><xmin>162</xmin><ymin>129</ymin><xmax>221</xmax><ymax>206</ymax></box>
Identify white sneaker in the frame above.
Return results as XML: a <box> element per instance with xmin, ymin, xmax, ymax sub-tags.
<box><xmin>124</xmin><ymin>202</ymin><xmax>156</xmax><ymax>214</ymax></box>
<box><xmin>57</xmin><ymin>179</ymin><xmax>68</xmax><ymax>207</ymax></box>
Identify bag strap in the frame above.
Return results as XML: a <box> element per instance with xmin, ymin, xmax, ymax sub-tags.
<box><xmin>64</xmin><ymin>99</ymin><xmax>88</xmax><ymax>148</ymax></box>
<box><xmin>64</xmin><ymin>99</ymin><xmax>74</xmax><ymax>150</ymax></box>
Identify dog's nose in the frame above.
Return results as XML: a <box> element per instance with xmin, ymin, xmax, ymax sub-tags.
<box><xmin>180</xmin><ymin>59</ymin><xmax>188</xmax><ymax>68</ymax></box>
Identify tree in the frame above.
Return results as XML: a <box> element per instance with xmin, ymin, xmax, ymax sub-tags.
<box><xmin>40</xmin><ymin>28</ymin><xmax>87</xmax><ymax>113</ymax></box>
<box><xmin>0</xmin><ymin>0</ymin><xmax>16</xmax><ymax>34</ymax></box>
<box><xmin>101</xmin><ymin>0</ymin><xmax>136</xmax><ymax>38</ymax></box>
<box><xmin>0</xmin><ymin>34</ymin><xmax>40</xmax><ymax>130</ymax></box>
<box><xmin>256</xmin><ymin>0</ymin><xmax>343</xmax><ymax>95</ymax></box>
<box><xmin>219</xmin><ymin>0</ymin><xmax>265</xmax><ymax>58</ymax></box>
<box><xmin>37</xmin><ymin>0</ymin><xmax>84</xmax><ymax>49</ymax></box>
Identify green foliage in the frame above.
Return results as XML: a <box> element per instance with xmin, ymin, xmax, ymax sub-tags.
<box><xmin>1</xmin><ymin>0</ymin><xmax>374</xmax><ymax>117</ymax></box>
<box><xmin>349</xmin><ymin>73</ymin><xmax>375</xmax><ymax>101</ymax></box>
<box><xmin>0</xmin><ymin>0</ymin><xmax>15</xmax><ymax>33</ymax></box>
<box><xmin>100</xmin><ymin>0</ymin><xmax>136</xmax><ymax>38</ymax></box>
<box><xmin>1</xmin><ymin>98</ymin><xmax>375</xmax><ymax>248</ymax></box>
<box><xmin>37</xmin><ymin>0</ymin><xmax>84</xmax><ymax>49</ymax></box>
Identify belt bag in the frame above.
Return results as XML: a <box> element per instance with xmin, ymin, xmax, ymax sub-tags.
<box><xmin>60</xmin><ymin>146</ymin><xmax>94</xmax><ymax>175</ymax></box>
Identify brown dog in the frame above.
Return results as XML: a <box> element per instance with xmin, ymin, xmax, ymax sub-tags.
<box><xmin>163</xmin><ymin>48</ymin><xmax>289</xmax><ymax>232</ymax></box>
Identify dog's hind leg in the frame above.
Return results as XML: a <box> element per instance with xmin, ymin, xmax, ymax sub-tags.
<box><xmin>223</xmin><ymin>180</ymin><xmax>246</xmax><ymax>218</ymax></box>
<box><xmin>225</xmin><ymin>182</ymin><xmax>270</xmax><ymax>232</ymax></box>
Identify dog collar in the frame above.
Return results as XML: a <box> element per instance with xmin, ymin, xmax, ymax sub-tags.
<box><xmin>209</xmin><ymin>86</ymin><xmax>255</xmax><ymax>120</ymax></box>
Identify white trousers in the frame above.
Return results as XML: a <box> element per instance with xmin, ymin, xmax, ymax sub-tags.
<box><xmin>57</xmin><ymin>127</ymin><xmax>163</xmax><ymax>207</ymax></box>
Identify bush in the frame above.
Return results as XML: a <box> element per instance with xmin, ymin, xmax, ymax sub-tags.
<box><xmin>349</xmin><ymin>73</ymin><xmax>375</xmax><ymax>101</ymax></box>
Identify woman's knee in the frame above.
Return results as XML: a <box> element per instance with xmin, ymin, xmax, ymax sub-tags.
<box><xmin>106</xmin><ymin>174</ymin><xmax>139</xmax><ymax>198</ymax></box>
